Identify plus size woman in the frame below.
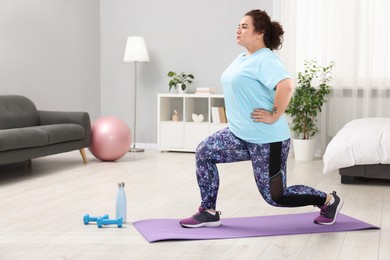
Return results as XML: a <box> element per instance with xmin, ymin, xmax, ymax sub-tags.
<box><xmin>180</xmin><ymin>9</ymin><xmax>343</xmax><ymax>228</ymax></box>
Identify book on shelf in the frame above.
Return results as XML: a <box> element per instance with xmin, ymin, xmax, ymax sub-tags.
<box><xmin>218</xmin><ymin>107</ymin><xmax>227</xmax><ymax>123</ymax></box>
<box><xmin>195</xmin><ymin>87</ymin><xmax>216</xmax><ymax>94</ymax></box>
<box><xmin>211</xmin><ymin>106</ymin><xmax>227</xmax><ymax>123</ymax></box>
<box><xmin>211</xmin><ymin>107</ymin><xmax>220</xmax><ymax>123</ymax></box>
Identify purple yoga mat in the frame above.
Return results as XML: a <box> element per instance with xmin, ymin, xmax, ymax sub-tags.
<box><xmin>133</xmin><ymin>212</ymin><xmax>379</xmax><ymax>243</ymax></box>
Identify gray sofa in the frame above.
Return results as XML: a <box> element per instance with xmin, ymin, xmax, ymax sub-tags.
<box><xmin>0</xmin><ymin>95</ymin><xmax>91</xmax><ymax>166</ymax></box>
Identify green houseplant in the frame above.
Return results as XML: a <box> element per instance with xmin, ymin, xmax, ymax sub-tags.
<box><xmin>168</xmin><ymin>71</ymin><xmax>194</xmax><ymax>93</ymax></box>
<box><xmin>285</xmin><ymin>60</ymin><xmax>334</xmax><ymax>160</ymax></box>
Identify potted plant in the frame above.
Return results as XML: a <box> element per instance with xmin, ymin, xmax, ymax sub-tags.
<box><xmin>285</xmin><ymin>60</ymin><xmax>334</xmax><ymax>161</ymax></box>
<box><xmin>167</xmin><ymin>71</ymin><xmax>194</xmax><ymax>93</ymax></box>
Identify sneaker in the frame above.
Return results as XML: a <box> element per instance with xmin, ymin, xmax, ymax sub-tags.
<box><xmin>180</xmin><ymin>207</ymin><xmax>222</xmax><ymax>228</ymax></box>
<box><xmin>314</xmin><ymin>191</ymin><xmax>344</xmax><ymax>225</ymax></box>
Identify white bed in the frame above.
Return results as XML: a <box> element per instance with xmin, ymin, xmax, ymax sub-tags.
<box><xmin>323</xmin><ymin>118</ymin><xmax>390</xmax><ymax>182</ymax></box>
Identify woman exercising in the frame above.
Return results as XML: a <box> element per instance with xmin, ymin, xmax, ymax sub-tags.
<box><xmin>180</xmin><ymin>9</ymin><xmax>343</xmax><ymax>228</ymax></box>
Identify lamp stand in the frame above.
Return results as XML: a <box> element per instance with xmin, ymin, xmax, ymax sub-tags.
<box><xmin>129</xmin><ymin>61</ymin><xmax>144</xmax><ymax>152</ymax></box>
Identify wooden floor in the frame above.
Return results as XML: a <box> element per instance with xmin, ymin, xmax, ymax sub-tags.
<box><xmin>0</xmin><ymin>149</ymin><xmax>389</xmax><ymax>260</ymax></box>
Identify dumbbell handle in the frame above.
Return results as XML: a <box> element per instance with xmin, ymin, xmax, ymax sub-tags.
<box><xmin>97</xmin><ymin>217</ymin><xmax>123</xmax><ymax>228</ymax></box>
<box><xmin>83</xmin><ymin>214</ymin><xmax>109</xmax><ymax>225</ymax></box>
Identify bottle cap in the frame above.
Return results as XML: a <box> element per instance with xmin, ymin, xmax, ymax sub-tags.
<box><xmin>118</xmin><ymin>182</ymin><xmax>125</xmax><ymax>187</ymax></box>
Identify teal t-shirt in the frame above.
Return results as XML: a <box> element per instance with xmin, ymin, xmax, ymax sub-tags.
<box><xmin>221</xmin><ymin>48</ymin><xmax>291</xmax><ymax>144</ymax></box>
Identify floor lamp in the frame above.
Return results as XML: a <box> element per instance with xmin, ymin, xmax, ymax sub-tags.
<box><xmin>123</xmin><ymin>36</ymin><xmax>150</xmax><ymax>152</ymax></box>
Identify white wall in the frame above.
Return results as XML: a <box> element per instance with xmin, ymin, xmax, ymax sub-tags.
<box><xmin>100</xmin><ymin>0</ymin><xmax>272</xmax><ymax>145</ymax></box>
<box><xmin>0</xmin><ymin>0</ymin><xmax>100</xmax><ymax>120</ymax></box>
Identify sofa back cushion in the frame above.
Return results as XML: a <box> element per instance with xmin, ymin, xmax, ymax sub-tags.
<box><xmin>0</xmin><ymin>95</ymin><xmax>40</xmax><ymax>129</ymax></box>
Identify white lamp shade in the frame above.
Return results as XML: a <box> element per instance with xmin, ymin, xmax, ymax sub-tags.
<box><xmin>123</xmin><ymin>36</ymin><xmax>150</xmax><ymax>62</ymax></box>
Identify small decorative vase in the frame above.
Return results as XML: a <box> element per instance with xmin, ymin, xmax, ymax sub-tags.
<box><xmin>172</xmin><ymin>110</ymin><xmax>179</xmax><ymax>121</ymax></box>
<box><xmin>176</xmin><ymin>84</ymin><xmax>187</xmax><ymax>94</ymax></box>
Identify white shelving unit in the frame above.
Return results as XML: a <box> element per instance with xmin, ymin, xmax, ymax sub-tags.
<box><xmin>157</xmin><ymin>93</ymin><xmax>228</xmax><ymax>152</ymax></box>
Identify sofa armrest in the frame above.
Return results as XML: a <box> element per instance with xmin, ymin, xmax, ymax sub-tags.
<box><xmin>38</xmin><ymin>110</ymin><xmax>92</xmax><ymax>146</ymax></box>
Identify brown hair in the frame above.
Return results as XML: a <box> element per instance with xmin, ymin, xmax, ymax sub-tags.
<box><xmin>245</xmin><ymin>9</ymin><xmax>284</xmax><ymax>50</ymax></box>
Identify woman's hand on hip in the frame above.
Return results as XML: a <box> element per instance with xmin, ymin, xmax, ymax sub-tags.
<box><xmin>250</xmin><ymin>108</ymin><xmax>277</xmax><ymax>124</ymax></box>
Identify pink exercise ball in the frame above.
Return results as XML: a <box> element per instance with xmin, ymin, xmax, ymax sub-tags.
<box><xmin>89</xmin><ymin>116</ymin><xmax>132</xmax><ymax>161</ymax></box>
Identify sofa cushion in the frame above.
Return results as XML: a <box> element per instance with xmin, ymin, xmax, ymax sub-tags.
<box><xmin>0</xmin><ymin>127</ymin><xmax>48</xmax><ymax>152</ymax></box>
<box><xmin>38</xmin><ymin>124</ymin><xmax>85</xmax><ymax>145</ymax></box>
<box><xmin>0</xmin><ymin>95</ymin><xmax>40</xmax><ymax>129</ymax></box>
<box><xmin>0</xmin><ymin>124</ymin><xmax>85</xmax><ymax>152</ymax></box>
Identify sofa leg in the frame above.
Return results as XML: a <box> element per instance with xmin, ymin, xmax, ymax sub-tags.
<box><xmin>28</xmin><ymin>159</ymin><xmax>32</xmax><ymax>170</ymax></box>
<box><xmin>79</xmin><ymin>148</ymin><xmax>88</xmax><ymax>164</ymax></box>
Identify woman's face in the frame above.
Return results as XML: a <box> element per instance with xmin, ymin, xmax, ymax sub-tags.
<box><xmin>236</xmin><ymin>15</ymin><xmax>262</xmax><ymax>48</ymax></box>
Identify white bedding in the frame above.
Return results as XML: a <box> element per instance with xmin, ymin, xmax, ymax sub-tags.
<box><xmin>323</xmin><ymin>118</ymin><xmax>390</xmax><ymax>173</ymax></box>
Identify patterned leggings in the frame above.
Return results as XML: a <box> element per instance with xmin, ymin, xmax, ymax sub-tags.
<box><xmin>195</xmin><ymin>128</ymin><xmax>327</xmax><ymax>210</ymax></box>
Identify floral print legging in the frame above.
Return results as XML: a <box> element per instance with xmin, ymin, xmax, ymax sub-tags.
<box><xmin>195</xmin><ymin>128</ymin><xmax>327</xmax><ymax>210</ymax></box>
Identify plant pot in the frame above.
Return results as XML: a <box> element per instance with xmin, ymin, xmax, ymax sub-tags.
<box><xmin>176</xmin><ymin>84</ymin><xmax>187</xmax><ymax>94</ymax></box>
<box><xmin>292</xmin><ymin>138</ymin><xmax>316</xmax><ymax>161</ymax></box>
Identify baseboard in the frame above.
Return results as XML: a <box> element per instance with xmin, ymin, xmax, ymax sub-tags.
<box><xmin>134</xmin><ymin>143</ymin><xmax>158</xmax><ymax>149</ymax></box>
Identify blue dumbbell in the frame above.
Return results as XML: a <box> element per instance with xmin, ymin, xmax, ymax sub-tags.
<box><xmin>97</xmin><ymin>216</ymin><xmax>123</xmax><ymax>228</ymax></box>
<box><xmin>83</xmin><ymin>214</ymin><xmax>109</xmax><ymax>225</ymax></box>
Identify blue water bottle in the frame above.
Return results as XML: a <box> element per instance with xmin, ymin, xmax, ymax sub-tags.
<box><xmin>116</xmin><ymin>182</ymin><xmax>127</xmax><ymax>223</ymax></box>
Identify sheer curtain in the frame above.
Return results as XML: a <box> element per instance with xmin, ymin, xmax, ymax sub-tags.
<box><xmin>274</xmin><ymin>0</ymin><xmax>390</xmax><ymax>153</ymax></box>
